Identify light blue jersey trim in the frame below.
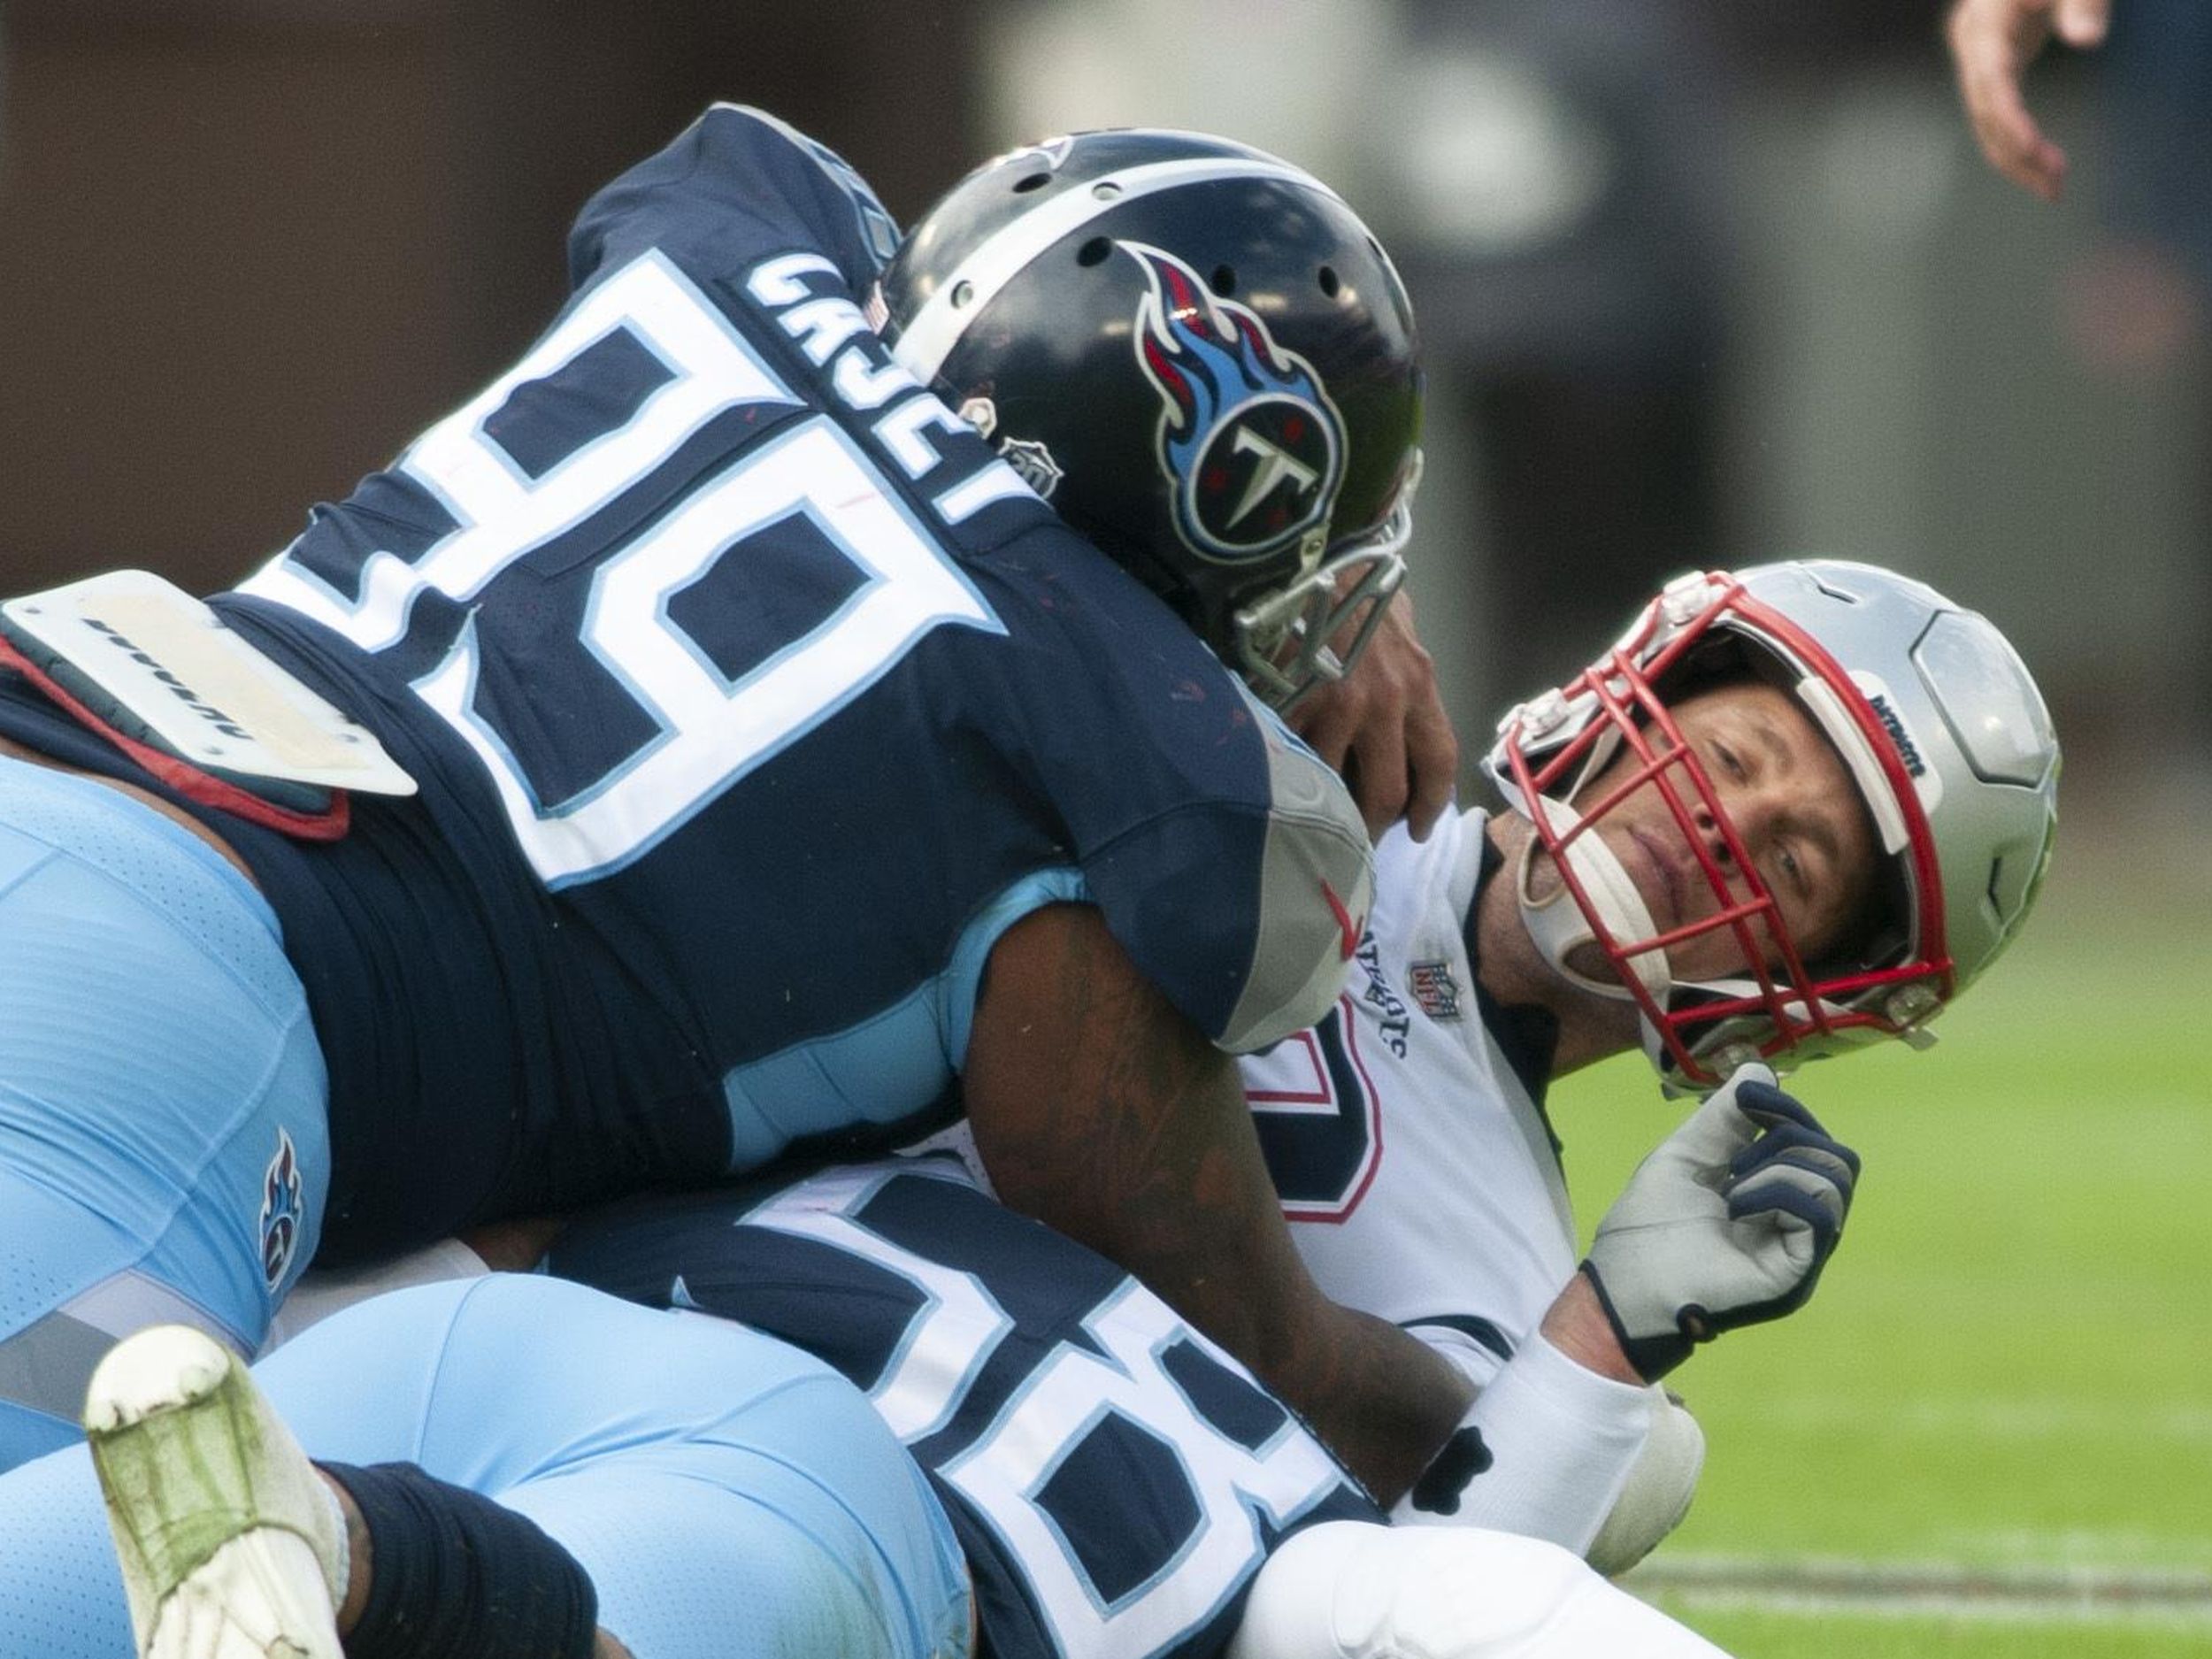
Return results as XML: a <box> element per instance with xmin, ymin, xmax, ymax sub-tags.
<box><xmin>721</xmin><ymin>868</ymin><xmax>1088</xmax><ymax>1169</ymax></box>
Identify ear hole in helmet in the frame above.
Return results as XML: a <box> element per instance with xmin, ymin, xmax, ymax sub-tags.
<box><xmin>1012</xmin><ymin>172</ymin><xmax>1051</xmax><ymax>194</ymax></box>
<box><xmin>1210</xmin><ymin>265</ymin><xmax>1238</xmax><ymax>296</ymax></box>
<box><xmin>1076</xmin><ymin>236</ymin><xmax>1113</xmax><ymax>267</ymax></box>
<box><xmin>1317</xmin><ymin>265</ymin><xmax>1341</xmax><ymax>297</ymax></box>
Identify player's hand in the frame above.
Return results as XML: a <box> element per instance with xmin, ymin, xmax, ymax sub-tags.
<box><xmin>1289</xmin><ymin>590</ymin><xmax>1458</xmax><ymax>842</ymax></box>
<box><xmin>1579</xmin><ymin>1065</ymin><xmax>1860</xmax><ymax>1381</ymax></box>
<box><xmin>1946</xmin><ymin>0</ymin><xmax>2111</xmax><ymax>201</ymax></box>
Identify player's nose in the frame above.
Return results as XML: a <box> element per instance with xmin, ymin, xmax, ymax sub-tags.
<box><xmin>1702</xmin><ymin>782</ymin><xmax>1783</xmax><ymax>865</ymax></box>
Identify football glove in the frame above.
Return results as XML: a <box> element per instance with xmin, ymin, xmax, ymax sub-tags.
<box><xmin>1581</xmin><ymin>1065</ymin><xmax>1860</xmax><ymax>1381</ymax></box>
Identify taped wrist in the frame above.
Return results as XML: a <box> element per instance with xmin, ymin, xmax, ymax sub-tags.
<box><xmin>318</xmin><ymin>1462</ymin><xmax>597</xmax><ymax>1659</ymax></box>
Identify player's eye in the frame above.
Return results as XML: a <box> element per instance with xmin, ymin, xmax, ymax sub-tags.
<box><xmin>1776</xmin><ymin>844</ymin><xmax>1810</xmax><ymax>902</ymax></box>
<box><xmin>1714</xmin><ymin>741</ymin><xmax>1746</xmax><ymax>780</ymax></box>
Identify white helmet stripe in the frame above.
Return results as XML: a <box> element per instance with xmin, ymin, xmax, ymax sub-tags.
<box><xmin>889</xmin><ymin>157</ymin><xmax>1333</xmax><ymax>382</ymax></box>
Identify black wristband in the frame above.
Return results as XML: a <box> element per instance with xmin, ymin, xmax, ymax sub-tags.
<box><xmin>319</xmin><ymin>1461</ymin><xmax>597</xmax><ymax>1659</ymax></box>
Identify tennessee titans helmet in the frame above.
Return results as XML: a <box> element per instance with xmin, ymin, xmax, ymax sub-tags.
<box><xmin>1484</xmin><ymin>561</ymin><xmax>2061</xmax><ymax>1091</ymax></box>
<box><xmin>875</xmin><ymin>129</ymin><xmax>1425</xmax><ymax>707</ymax></box>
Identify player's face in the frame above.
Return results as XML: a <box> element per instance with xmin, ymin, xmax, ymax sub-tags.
<box><xmin>1532</xmin><ymin>680</ymin><xmax>1880</xmax><ymax>987</ymax></box>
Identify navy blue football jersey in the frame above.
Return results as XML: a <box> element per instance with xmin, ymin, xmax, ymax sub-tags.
<box><xmin>550</xmin><ymin>1156</ymin><xmax>1381</xmax><ymax>1659</ymax></box>
<box><xmin>0</xmin><ymin>107</ymin><xmax>1371</xmax><ymax>1260</ymax></box>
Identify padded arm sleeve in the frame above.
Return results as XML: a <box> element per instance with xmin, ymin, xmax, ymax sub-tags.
<box><xmin>1391</xmin><ymin>1331</ymin><xmax>1652</xmax><ymax>1554</ymax></box>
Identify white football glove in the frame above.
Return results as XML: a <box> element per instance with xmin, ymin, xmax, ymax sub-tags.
<box><xmin>1581</xmin><ymin>1065</ymin><xmax>1860</xmax><ymax>1380</ymax></box>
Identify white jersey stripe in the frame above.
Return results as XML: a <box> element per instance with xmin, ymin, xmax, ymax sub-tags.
<box><xmin>888</xmin><ymin>157</ymin><xmax>1333</xmax><ymax>381</ymax></box>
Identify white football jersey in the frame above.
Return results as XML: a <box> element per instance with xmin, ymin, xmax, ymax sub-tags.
<box><xmin>906</xmin><ymin>807</ymin><xmax>1580</xmax><ymax>1389</ymax></box>
<box><xmin>1242</xmin><ymin>807</ymin><xmax>1576</xmax><ymax>1392</ymax></box>
<box><xmin>1247</xmin><ymin>808</ymin><xmax>1670</xmax><ymax>1548</ymax></box>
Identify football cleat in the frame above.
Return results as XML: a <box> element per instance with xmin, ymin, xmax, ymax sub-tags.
<box><xmin>84</xmin><ymin>1325</ymin><xmax>347</xmax><ymax>1659</ymax></box>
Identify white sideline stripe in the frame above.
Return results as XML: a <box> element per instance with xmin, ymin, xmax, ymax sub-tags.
<box><xmin>1744</xmin><ymin>1395</ymin><xmax>2212</xmax><ymax>1442</ymax></box>
<box><xmin>1626</xmin><ymin>1555</ymin><xmax>2212</xmax><ymax>1627</ymax></box>
<box><xmin>1647</xmin><ymin>1589</ymin><xmax>2212</xmax><ymax>1629</ymax></box>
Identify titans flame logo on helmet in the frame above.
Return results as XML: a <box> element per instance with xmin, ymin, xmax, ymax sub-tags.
<box><xmin>1125</xmin><ymin>242</ymin><xmax>1347</xmax><ymax>567</ymax></box>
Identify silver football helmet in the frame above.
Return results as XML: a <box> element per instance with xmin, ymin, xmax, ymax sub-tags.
<box><xmin>1485</xmin><ymin>560</ymin><xmax>2061</xmax><ymax>1091</ymax></box>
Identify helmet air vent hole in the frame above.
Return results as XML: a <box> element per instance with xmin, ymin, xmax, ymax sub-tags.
<box><xmin>1076</xmin><ymin>236</ymin><xmax>1113</xmax><ymax>267</ymax></box>
<box><xmin>1210</xmin><ymin>265</ymin><xmax>1237</xmax><ymax>296</ymax></box>
<box><xmin>1092</xmin><ymin>180</ymin><xmax>1125</xmax><ymax>202</ymax></box>
<box><xmin>1317</xmin><ymin>265</ymin><xmax>1340</xmax><ymax>297</ymax></box>
<box><xmin>950</xmin><ymin>280</ymin><xmax>975</xmax><ymax>310</ymax></box>
<box><xmin>1013</xmin><ymin>172</ymin><xmax>1050</xmax><ymax>193</ymax></box>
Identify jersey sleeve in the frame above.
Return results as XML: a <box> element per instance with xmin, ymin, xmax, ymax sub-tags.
<box><xmin>965</xmin><ymin>537</ymin><xmax>1373</xmax><ymax>1059</ymax></box>
<box><xmin>1084</xmin><ymin>693</ymin><xmax>1374</xmax><ymax>1056</ymax></box>
<box><xmin>567</xmin><ymin>103</ymin><xmax>901</xmax><ymax>298</ymax></box>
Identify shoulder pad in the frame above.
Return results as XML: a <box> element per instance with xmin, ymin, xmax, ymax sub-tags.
<box><xmin>1216</xmin><ymin>705</ymin><xmax>1373</xmax><ymax>1053</ymax></box>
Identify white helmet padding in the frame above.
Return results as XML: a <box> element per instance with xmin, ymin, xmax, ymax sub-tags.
<box><xmin>1512</xmin><ymin>794</ymin><xmax>1670</xmax><ymax>1004</ymax></box>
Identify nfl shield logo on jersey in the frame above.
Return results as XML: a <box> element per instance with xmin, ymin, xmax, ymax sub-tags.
<box><xmin>1125</xmin><ymin>242</ymin><xmax>1346</xmax><ymax>567</ymax></box>
<box><xmin>258</xmin><ymin>1128</ymin><xmax>305</xmax><ymax>1291</ymax></box>
<box><xmin>1409</xmin><ymin>960</ymin><xmax>1463</xmax><ymax>1022</ymax></box>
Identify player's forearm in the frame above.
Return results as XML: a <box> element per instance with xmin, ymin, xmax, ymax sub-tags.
<box><xmin>1539</xmin><ymin>1271</ymin><xmax>1643</xmax><ymax>1384</ymax></box>
<box><xmin>1286</xmin><ymin>1298</ymin><xmax>1479</xmax><ymax>1503</ymax></box>
<box><xmin>1009</xmin><ymin>1139</ymin><xmax>1474</xmax><ymax>1502</ymax></box>
<box><xmin>1024</xmin><ymin>1116</ymin><xmax>1473</xmax><ymax>1500</ymax></box>
<box><xmin>966</xmin><ymin>902</ymin><xmax>1471</xmax><ymax>1501</ymax></box>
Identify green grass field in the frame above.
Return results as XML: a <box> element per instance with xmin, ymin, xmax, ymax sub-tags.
<box><xmin>1550</xmin><ymin>819</ymin><xmax>2212</xmax><ymax>1655</ymax></box>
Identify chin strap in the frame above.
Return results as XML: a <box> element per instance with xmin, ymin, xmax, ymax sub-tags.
<box><xmin>1513</xmin><ymin>795</ymin><xmax>1671</xmax><ymax>1006</ymax></box>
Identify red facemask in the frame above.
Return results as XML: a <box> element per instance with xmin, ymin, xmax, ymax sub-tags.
<box><xmin>1487</xmin><ymin>571</ymin><xmax>1949</xmax><ymax>1090</ymax></box>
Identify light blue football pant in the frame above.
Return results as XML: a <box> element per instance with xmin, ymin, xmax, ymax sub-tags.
<box><xmin>0</xmin><ymin>1273</ymin><xmax>974</xmax><ymax>1659</ymax></box>
<box><xmin>0</xmin><ymin>757</ymin><xmax>331</xmax><ymax>1467</ymax></box>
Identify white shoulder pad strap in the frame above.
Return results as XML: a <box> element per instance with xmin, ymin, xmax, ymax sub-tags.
<box><xmin>1</xmin><ymin>571</ymin><xmax>414</xmax><ymax>796</ymax></box>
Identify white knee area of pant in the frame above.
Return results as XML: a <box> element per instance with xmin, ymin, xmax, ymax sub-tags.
<box><xmin>1227</xmin><ymin>1522</ymin><xmax>1731</xmax><ymax>1659</ymax></box>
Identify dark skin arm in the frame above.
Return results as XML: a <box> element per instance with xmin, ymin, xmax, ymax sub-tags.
<box><xmin>1288</xmin><ymin>588</ymin><xmax>1459</xmax><ymax>842</ymax></box>
<box><xmin>964</xmin><ymin>902</ymin><xmax>1473</xmax><ymax>1503</ymax></box>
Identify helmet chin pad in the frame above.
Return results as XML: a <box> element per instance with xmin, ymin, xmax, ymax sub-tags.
<box><xmin>1513</xmin><ymin>795</ymin><xmax>1671</xmax><ymax>1003</ymax></box>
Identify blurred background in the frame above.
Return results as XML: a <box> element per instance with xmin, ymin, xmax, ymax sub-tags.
<box><xmin>1</xmin><ymin>0</ymin><xmax>2204</xmax><ymax>822</ymax></box>
<box><xmin>1</xmin><ymin>4</ymin><xmax>2207</xmax><ymax>1647</ymax></box>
